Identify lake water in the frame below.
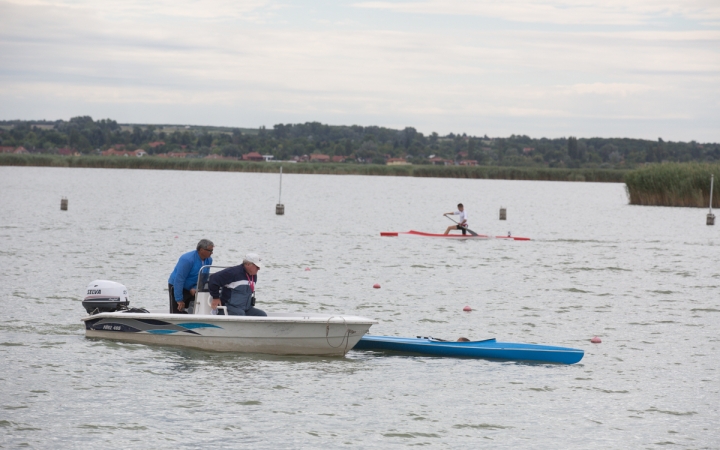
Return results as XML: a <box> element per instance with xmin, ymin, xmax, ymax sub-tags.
<box><xmin>0</xmin><ymin>166</ymin><xmax>718</xmax><ymax>448</ymax></box>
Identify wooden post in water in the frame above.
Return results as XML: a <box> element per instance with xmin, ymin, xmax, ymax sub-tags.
<box><xmin>275</xmin><ymin>166</ymin><xmax>285</xmax><ymax>215</ymax></box>
<box><xmin>60</xmin><ymin>197</ymin><xmax>68</xmax><ymax>211</ymax></box>
<box><xmin>707</xmin><ymin>174</ymin><xmax>715</xmax><ymax>226</ymax></box>
<box><xmin>499</xmin><ymin>207</ymin><xmax>507</xmax><ymax>220</ymax></box>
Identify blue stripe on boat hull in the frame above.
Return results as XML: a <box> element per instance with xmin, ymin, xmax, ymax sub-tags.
<box><xmin>353</xmin><ymin>335</ymin><xmax>584</xmax><ymax>364</ymax></box>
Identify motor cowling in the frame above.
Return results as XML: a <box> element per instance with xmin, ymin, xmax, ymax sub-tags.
<box><xmin>83</xmin><ymin>280</ymin><xmax>130</xmax><ymax>314</ymax></box>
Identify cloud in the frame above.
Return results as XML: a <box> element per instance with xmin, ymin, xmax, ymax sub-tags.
<box><xmin>0</xmin><ymin>0</ymin><xmax>718</xmax><ymax>139</ymax></box>
<box><xmin>353</xmin><ymin>0</ymin><xmax>720</xmax><ymax>25</ymax></box>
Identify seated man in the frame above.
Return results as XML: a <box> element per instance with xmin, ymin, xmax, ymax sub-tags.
<box><xmin>208</xmin><ymin>253</ymin><xmax>267</xmax><ymax>316</ymax></box>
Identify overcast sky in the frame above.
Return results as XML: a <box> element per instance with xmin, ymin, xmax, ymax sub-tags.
<box><xmin>1</xmin><ymin>0</ymin><xmax>718</xmax><ymax>141</ymax></box>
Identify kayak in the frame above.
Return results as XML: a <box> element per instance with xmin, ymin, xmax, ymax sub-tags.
<box><xmin>353</xmin><ymin>335</ymin><xmax>584</xmax><ymax>364</ymax></box>
<box><xmin>380</xmin><ymin>230</ymin><xmax>530</xmax><ymax>241</ymax></box>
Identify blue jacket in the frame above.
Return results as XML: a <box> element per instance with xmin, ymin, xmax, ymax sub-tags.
<box><xmin>168</xmin><ymin>250</ymin><xmax>212</xmax><ymax>302</ymax></box>
<box><xmin>208</xmin><ymin>265</ymin><xmax>257</xmax><ymax>306</ymax></box>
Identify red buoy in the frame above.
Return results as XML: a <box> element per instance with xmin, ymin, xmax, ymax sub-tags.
<box><xmin>305</xmin><ymin>267</ymin><xmax>311</xmax><ymax>271</ymax></box>
<box><xmin>373</xmin><ymin>283</ymin><xmax>381</xmax><ymax>289</ymax></box>
<box><xmin>590</xmin><ymin>336</ymin><xmax>602</xmax><ymax>344</ymax></box>
<box><xmin>463</xmin><ymin>305</ymin><xmax>472</xmax><ymax>312</ymax></box>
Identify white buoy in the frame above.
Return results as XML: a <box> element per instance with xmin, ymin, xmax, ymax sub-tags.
<box><xmin>276</xmin><ymin>166</ymin><xmax>285</xmax><ymax>215</ymax></box>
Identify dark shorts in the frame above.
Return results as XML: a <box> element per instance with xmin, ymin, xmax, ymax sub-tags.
<box><xmin>168</xmin><ymin>284</ymin><xmax>194</xmax><ymax>314</ymax></box>
<box><xmin>456</xmin><ymin>225</ymin><xmax>467</xmax><ymax>235</ymax></box>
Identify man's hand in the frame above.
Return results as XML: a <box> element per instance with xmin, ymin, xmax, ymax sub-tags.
<box><xmin>190</xmin><ymin>288</ymin><xmax>197</xmax><ymax>296</ymax></box>
<box><xmin>211</xmin><ymin>298</ymin><xmax>221</xmax><ymax>309</ymax></box>
<box><xmin>177</xmin><ymin>301</ymin><xmax>185</xmax><ymax>311</ymax></box>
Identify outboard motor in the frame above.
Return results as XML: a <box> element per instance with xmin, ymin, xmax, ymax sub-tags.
<box><xmin>83</xmin><ymin>280</ymin><xmax>130</xmax><ymax>314</ymax></box>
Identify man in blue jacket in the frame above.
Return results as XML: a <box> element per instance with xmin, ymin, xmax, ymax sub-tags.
<box><xmin>168</xmin><ymin>239</ymin><xmax>214</xmax><ymax>313</ymax></box>
<box><xmin>209</xmin><ymin>253</ymin><xmax>267</xmax><ymax>316</ymax></box>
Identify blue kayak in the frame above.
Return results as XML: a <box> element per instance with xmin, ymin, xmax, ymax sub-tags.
<box><xmin>353</xmin><ymin>335</ymin><xmax>584</xmax><ymax>364</ymax></box>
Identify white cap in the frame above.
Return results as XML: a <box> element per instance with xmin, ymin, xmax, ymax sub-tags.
<box><xmin>243</xmin><ymin>253</ymin><xmax>263</xmax><ymax>268</ymax></box>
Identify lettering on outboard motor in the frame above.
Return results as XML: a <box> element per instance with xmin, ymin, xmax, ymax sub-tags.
<box><xmin>87</xmin><ymin>289</ymin><xmax>102</xmax><ymax>295</ymax></box>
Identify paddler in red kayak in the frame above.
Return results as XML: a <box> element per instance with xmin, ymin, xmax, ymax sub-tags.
<box><xmin>443</xmin><ymin>203</ymin><xmax>468</xmax><ymax>235</ymax></box>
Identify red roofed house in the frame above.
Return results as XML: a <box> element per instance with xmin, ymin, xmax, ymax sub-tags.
<box><xmin>429</xmin><ymin>157</ymin><xmax>450</xmax><ymax>166</ymax></box>
<box><xmin>331</xmin><ymin>155</ymin><xmax>346</xmax><ymax>163</ymax></box>
<box><xmin>522</xmin><ymin>147</ymin><xmax>535</xmax><ymax>154</ymax></box>
<box><xmin>1</xmin><ymin>146</ymin><xmax>29</xmax><ymax>154</ymax></box>
<box><xmin>242</xmin><ymin>152</ymin><xmax>265</xmax><ymax>161</ymax></box>
<box><xmin>459</xmin><ymin>160</ymin><xmax>478</xmax><ymax>166</ymax></box>
<box><xmin>309</xmin><ymin>154</ymin><xmax>330</xmax><ymax>162</ymax></box>
<box><xmin>148</xmin><ymin>141</ymin><xmax>166</xmax><ymax>149</ymax></box>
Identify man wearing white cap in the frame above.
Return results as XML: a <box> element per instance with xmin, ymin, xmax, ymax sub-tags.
<box><xmin>208</xmin><ymin>253</ymin><xmax>267</xmax><ymax>316</ymax></box>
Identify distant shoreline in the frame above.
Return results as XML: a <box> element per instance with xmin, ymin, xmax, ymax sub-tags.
<box><xmin>0</xmin><ymin>154</ymin><xmax>627</xmax><ymax>183</ymax></box>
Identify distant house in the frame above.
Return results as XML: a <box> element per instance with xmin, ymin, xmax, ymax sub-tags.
<box><xmin>242</xmin><ymin>152</ymin><xmax>265</xmax><ymax>161</ymax></box>
<box><xmin>57</xmin><ymin>147</ymin><xmax>80</xmax><ymax>156</ymax></box>
<box><xmin>157</xmin><ymin>152</ymin><xmax>190</xmax><ymax>158</ymax></box>
<box><xmin>0</xmin><ymin>146</ymin><xmax>28</xmax><ymax>154</ymax></box>
<box><xmin>331</xmin><ymin>155</ymin><xmax>346</xmax><ymax>163</ymax></box>
<box><xmin>262</xmin><ymin>154</ymin><xmax>274</xmax><ymax>162</ymax></box>
<box><xmin>101</xmin><ymin>148</ymin><xmax>146</xmax><ymax>157</ymax></box>
<box><xmin>429</xmin><ymin>157</ymin><xmax>450</xmax><ymax>166</ymax></box>
<box><xmin>459</xmin><ymin>160</ymin><xmax>478</xmax><ymax>166</ymax></box>
<box><xmin>522</xmin><ymin>147</ymin><xmax>535</xmax><ymax>154</ymax></box>
<box><xmin>387</xmin><ymin>158</ymin><xmax>410</xmax><ymax>166</ymax></box>
<box><xmin>309</xmin><ymin>154</ymin><xmax>330</xmax><ymax>162</ymax></box>
<box><xmin>148</xmin><ymin>141</ymin><xmax>166</xmax><ymax>149</ymax></box>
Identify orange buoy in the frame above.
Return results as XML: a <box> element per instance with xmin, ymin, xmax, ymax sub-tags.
<box><xmin>373</xmin><ymin>283</ymin><xmax>381</xmax><ymax>289</ymax></box>
<box><xmin>590</xmin><ymin>336</ymin><xmax>602</xmax><ymax>344</ymax></box>
<box><xmin>463</xmin><ymin>305</ymin><xmax>472</xmax><ymax>312</ymax></box>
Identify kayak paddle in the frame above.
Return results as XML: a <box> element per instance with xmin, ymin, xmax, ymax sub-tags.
<box><xmin>444</xmin><ymin>215</ymin><xmax>479</xmax><ymax>236</ymax></box>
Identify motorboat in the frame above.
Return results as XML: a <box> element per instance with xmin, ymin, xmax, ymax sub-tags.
<box><xmin>81</xmin><ymin>271</ymin><xmax>377</xmax><ymax>356</ymax></box>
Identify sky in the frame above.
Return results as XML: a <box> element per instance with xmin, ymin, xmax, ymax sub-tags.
<box><xmin>1</xmin><ymin>0</ymin><xmax>719</xmax><ymax>141</ymax></box>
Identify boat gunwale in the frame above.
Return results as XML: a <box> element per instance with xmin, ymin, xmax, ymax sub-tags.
<box><xmin>81</xmin><ymin>312</ymin><xmax>378</xmax><ymax>325</ymax></box>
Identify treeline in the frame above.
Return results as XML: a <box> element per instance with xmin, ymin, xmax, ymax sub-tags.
<box><xmin>2</xmin><ymin>116</ymin><xmax>719</xmax><ymax>169</ymax></box>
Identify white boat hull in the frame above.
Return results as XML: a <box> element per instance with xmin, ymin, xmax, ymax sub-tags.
<box><xmin>82</xmin><ymin>311</ymin><xmax>377</xmax><ymax>356</ymax></box>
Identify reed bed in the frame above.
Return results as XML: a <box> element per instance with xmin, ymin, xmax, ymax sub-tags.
<box><xmin>624</xmin><ymin>162</ymin><xmax>720</xmax><ymax>207</ymax></box>
<box><xmin>412</xmin><ymin>165</ymin><xmax>625</xmax><ymax>182</ymax></box>
<box><xmin>0</xmin><ymin>154</ymin><xmax>625</xmax><ymax>182</ymax></box>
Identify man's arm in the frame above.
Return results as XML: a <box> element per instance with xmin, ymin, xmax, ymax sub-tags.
<box><xmin>208</xmin><ymin>266</ymin><xmax>235</xmax><ymax>308</ymax></box>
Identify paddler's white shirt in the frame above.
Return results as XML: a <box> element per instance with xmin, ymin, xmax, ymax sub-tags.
<box><xmin>454</xmin><ymin>209</ymin><xmax>468</xmax><ymax>225</ymax></box>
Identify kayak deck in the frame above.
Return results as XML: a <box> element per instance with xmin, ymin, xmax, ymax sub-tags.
<box><xmin>353</xmin><ymin>335</ymin><xmax>584</xmax><ymax>364</ymax></box>
<box><xmin>381</xmin><ymin>230</ymin><xmax>530</xmax><ymax>241</ymax></box>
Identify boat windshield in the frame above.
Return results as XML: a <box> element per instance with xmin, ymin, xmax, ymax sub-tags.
<box><xmin>196</xmin><ymin>265</ymin><xmax>231</xmax><ymax>293</ymax></box>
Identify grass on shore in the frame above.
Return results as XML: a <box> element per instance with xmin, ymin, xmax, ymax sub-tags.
<box><xmin>625</xmin><ymin>162</ymin><xmax>720</xmax><ymax>207</ymax></box>
<box><xmin>0</xmin><ymin>154</ymin><xmax>627</xmax><ymax>183</ymax></box>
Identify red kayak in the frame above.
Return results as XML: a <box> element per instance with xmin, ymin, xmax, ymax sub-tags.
<box><xmin>381</xmin><ymin>230</ymin><xmax>530</xmax><ymax>241</ymax></box>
